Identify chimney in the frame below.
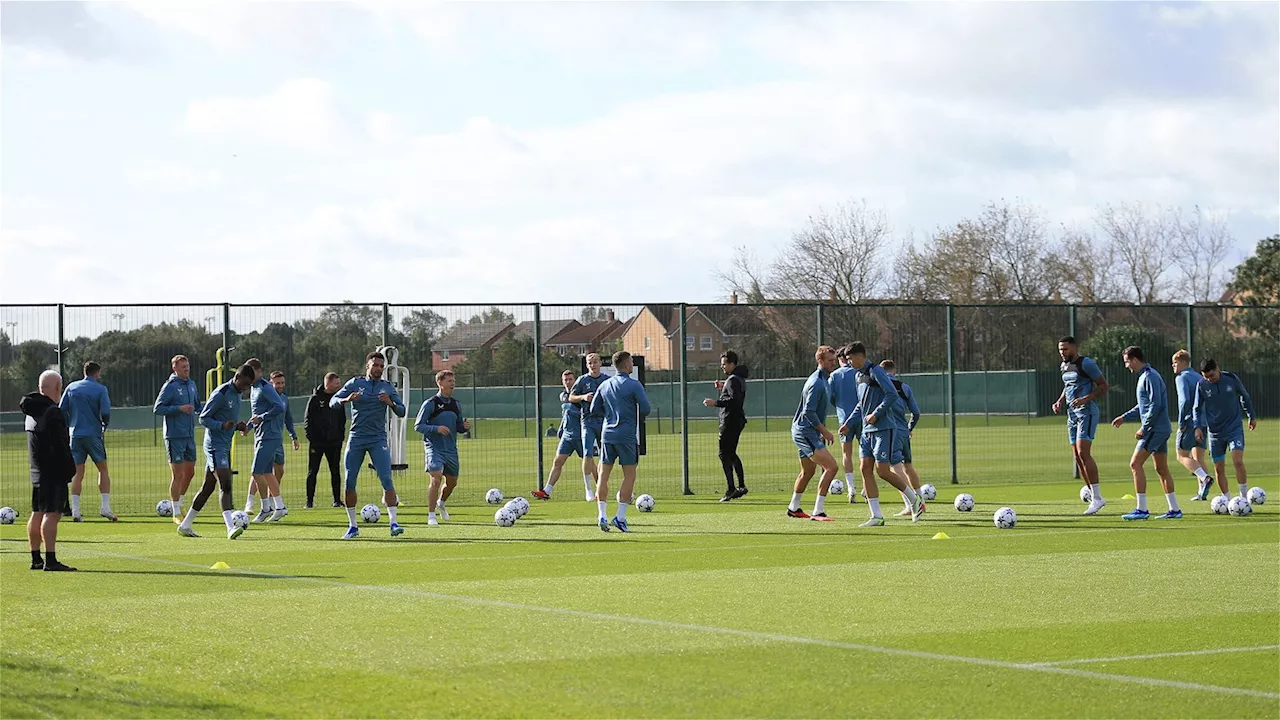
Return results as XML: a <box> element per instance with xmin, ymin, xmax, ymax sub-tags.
<box><xmin>729</xmin><ymin>292</ymin><xmax>738</xmax><ymax>305</ymax></box>
<box><xmin>828</xmin><ymin>285</ymin><xmax>839</xmax><ymax>303</ymax></box>
<box><xmin>605</xmin><ymin>309</ymin><xmax>615</xmax><ymax>322</ymax></box>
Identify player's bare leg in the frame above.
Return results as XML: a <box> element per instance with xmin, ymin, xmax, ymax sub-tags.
<box><xmin>595</xmin><ymin>462</ymin><xmax>615</xmax><ymax>530</ymax></box>
<box><xmin>786</xmin><ymin>456</ymin><xmax>817</xmax><ymax>518</ymax></box>
<box><xmin>535</xmin><ymin>453</ymin><xmax>571</xmax><ymax>499</ymax></box>
<box><xmin>168</xmin><ymin>461</ymin><xmax>193</xmax><ymax>525</ymax></box>
<box><xmin>244</xmin><ymin>476</ymin><xmax>258</xmax><ymax>514</ymax></box>
<box><xmin>1178</xmin><ymin>447</ymin><xmax>1213</xmax><ymax>500</ymax></box>
<box><xmin>808</xmin><ymin>449</ymin><xmax>838</xmax><ymax>520</ymax></box>
<box><xmin>841</xmin><ymin>440</ymin><xmax>858</xmax><ymax>503</ymax></box>
<box><xmin>1123</xmin><ymin>448</ymin><xmax>1152</xmax><ymax>520</ymax></box>
<box><xmin>438</xmin><ymin>475</ymin><xmax>457</xmax><ymax>520</ymax></box>
<box><xmin>1077</xmin><ymin>440</ymin><xmax>1105</xmax><ymax>515</ymax></box>
<box><xmin>426</xmin><ymin>471</ymin><xmax>444</xmax><ymax>525</ymax></box>
<box><xmin>70</xmin><ymin>463</ymin><xmax>87</xmax><ymax>519</ymax></box>
<box><xmin>894</xmin><ymin>463</ymin><xmax>922</xmax><ymax>516</ymax></box>
<box><xmin>265</xmin><ymin>466</ymin><xmax>287</xmax><ymax>520</ymax></box>
<box><xmin>582</xmin><ymin>456</ymin><xmax>599</xmax><ymax>501</ymax></box>
<box><xmin>610</xmin><ymin>464</ymin><xmax>639</xmax><ymax>531</ymax></box>
<box><xmin>1152</xmin><ymin>453</ymin><xmax>1181</xmax><ymax>518</ymax></box>
<box><xmin>1230</xmin><ymin>449</ymin><xmax>1248</xmax><ymax>498</ymax></box>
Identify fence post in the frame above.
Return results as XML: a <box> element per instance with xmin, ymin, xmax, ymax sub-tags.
<box><xmin>222</xmin><ymin>303</ymin><xmax>231</xmax><ymax>362</ymax></box>
<box><xmin>534</xmin><ymin>304</ymin><xmax>544</xmax><ymax>488</ymax></box>
<box><xmin>946</xmin><ymin>304</ymin><xmax>958</xmax><ymax>484</ymax></box>
<box><xmin>1186</xmin><ymin>304</ymin><xmax>1195</xmax><ymax>360</ymax></box>
<box><xmin>762</xmin><ymin>365</ymin><xmax>768</xmax><ymax>432</ymax></box>
<box><xmin>1069</xmin><ymin>304</ymin><xmax>1080</xmax><ymax>480</ymax></box>
<box><xmin>816</xmin><ymin>303</ymin><xmax>825</xmax><ymax>346</ymax></box>
<box><xmin>56</xmin><ymin>303</ymin><xmax>65</xmax><ymax>378</ymax></box>
<box><xmin>471</xmin><ymin>372</ymin><xmax>479</xmax><ymax>440</ymax></box>
<box><xmin>522</xmin><ymin>371</ymin><xmax>529</xmax><ymax>439</ymax></box>
<box><xmin>382</xmin><ymin>303</ymin><xmax>390</xmax><ymax>347</ymax></box>
<box><xmin>680</xmin><ymin>303</ymin><xmax>691</xmax><ymax>495</ymax></box>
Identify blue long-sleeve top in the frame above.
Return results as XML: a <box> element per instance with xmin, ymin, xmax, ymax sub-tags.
<box><xmin>1175</xmin><ymin>368</ymin><xmax>1204</xmax><ymax>428</ymax></box>
<box><xmin>59</xmin><ymin>376</ymin><xmax>111</xmax><ymax>438</ymax></box>
<box><xmin>281</xmin><ymin>391</ymin><xmax>297</xmax><ymax>441</ymax></box>
<box><xmin>153</xmin><ymin>373</ymin><xmax>203</xmax><ymax>439</ymax></box>
<box><xmin>891</xmin><ymin>380</ymin><xmax>921</xmax><ymax>433</ymax></box>
<box><xmin>572</xmin><ymin>373</ymin><xmax>609</xmax><ymax>422</ymax></box>
<box><xmin>415</xmin><ymin>393</ymin><xmax>467</xmax><ymax>457</ymax></box>
<box><xmin>828</xmin><ymin>364</ymin><xmax>861</xmax><ymax>423</ymax></box>
<box><xmin>855</xmin><ymin>362</ymin><xmax>900</xmax><ymax>434</ymax></box>
<box><xmin>559</xmin><ymin>390</ymin><xmax>582</xmax><ymax>432</ymax></box>
<box><xmin>1121</xmin><ymin>365</ymin><xmax>1171</xmax><ymax>435</ymax></box>
<box><xmin>792</xmin><ymin>367</ymin><xmax>831</xmax><ymax>433</ymax></box>
<box><xmin>330</xmin><ymin>376</ymin><xmax>406</xmax><ymax>444</ymax></box>
<box><xmin>1193</xmin><ymin>372</ymin><xmax>1256</xmax><ymax>434</ymax></box>
<box><xmin>199</xmin><ymin>381</ymin><xmax>242</xmax><ymax>451</ymax></box>
<box><xmin>249</xmin><ymin>378</ymin><xmax>287</xmax><ymax>442</ymax></box>
<box><xmin>589</xmin><ymin>371</ymin><xmax>650</xmax><ymax>444</ymax></box>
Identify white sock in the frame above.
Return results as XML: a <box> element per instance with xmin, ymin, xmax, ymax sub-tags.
<box><xmin>274</xmin><ymin>496</ymin><xmax>286</xmax><ymax>510</ymax></box>
<box><xmin>1136</xmin><ymin>493</ymin><xmax>1147</xmax><ymax>511</ymax></box>
<box><xmin>789</xmin><ymin>492</ymin><xmax>803</xmax><ymax>512</ymax></box>
<box><xmin>387</xmin><ymin>505</ymin><xmax>397</xmax><ymax>524</ymax></box>
<box><xmin>901</xmin><ymin>486</ymin><xmax>918</xmax><ymax>506</ymax></box>
<box><xmin>101</xmin><ymin>493</ymin><xmax>111</xmax><ymax>512</ymax></box>
<box><xmin>172</xmin><ymin>498</ymin><xmax>183</xmax><ymax>517</ymax></box>
<box><xmin>598</xmin><ymin>500</ymin><xmax>608</xmax><ymax>520</ymax></box>
<box><xmin>438</xmin><ymin>499</ymin><xmax>446</xmax><ymax>510</ymax></box>
<box><xmin>584</xmin><ymin>475</ymin><xmax>594</xmax><ymax>492</ymax></box>
<box><xmin>900</xmin><ymin>491</ymin><xmax>911</xmax><ymax>509</ymax></box>
<box><xmin>544</xmin><ymin>483</ymin><xmax>554</xmax><ymax>496</ymax></box>
<box><xmin>1239</xmin><ymin>483</ymin><xmax>1248</xmax><ymax>498</ymax></box>
<box><xmin>813</xmin><ymin>495</ymin><xmax>826</xmax><ymax>515</ymax></box>
<box><xmin>1194</xmin><ymin>467</ymin><xmax>1210</xmax><ymax>481</ymax></box>
<box><xmin>245</xmin><ymin>487</ymin><xmax>255</xmax><ymax>510</ymax></box>
<box><xmin>71</xmin><ymin>495</ymin><xmax>81</xmax><ymax>517</ymax></box>
<box><xmin>180</xmin><ymin>507</ymin><xmax>198</xmax><ymax>529</ymax></box>
<box><xmin>345</xmin><ymin>506</ymin><xmax>357</xmax><ymax>526</ymax></box>
<box><xmin>1165</xmin><ymin>492</ymin><xmax>1180</xmax><ymax>512</ymax></box>
<box><xmin>617</xmin><ymin>501</ymin><xmax>628</xmax><ymax>520</ymax></box>
<box><xmin>260</xmin><ymin>496</ymin><xmax>272</xmax><ymax>511</ymax></box>
<box><xmin>844</xmin><ymin>472</ymin><xmax>854</xmax><ymax>484</ymax></box>
<box><xmin>1089</xmin><ymin>484</ymin><xmax>1103</xmax><ymax>501</ymax></box>
<box><xmin>869</xmin><ymin>497</ymin><xmax>882</xmax><ymax>518</ymax></box>
<box><xmin>222</xmin><ymin>510</ymin><xmax>234</xmax><ymax>529</ymax></box>
<box><xmin>1220</xmin><ymin>491</ymin><xmax>1229</xmax><ymax>499</ymax></box>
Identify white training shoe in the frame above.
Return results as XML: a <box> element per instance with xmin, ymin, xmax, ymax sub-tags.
<box><xmin>268</xmin><ymin>508</ymin><xmax>288</xmax><ymax>522</ymax></box>
<box><xmin>1084</xmin><ymin>497</ymin><xmax>1107</xmax><ymax>515</ymax></box>
<box><xmin>428</xmin><ymin>516</ymin><xmax>439</xmax><ymax>527</ymax></box>
<box><xmin>894</xmin><ymin>506</ymin><xmax>913</xmax><ymax>517</ymax></box>
<box><xmin>252</xmin><ymin>508</ymin><xmax>272</xmax><ymax>524</ymax></box>
<box><xmin>438</xmin><ymin>506</ymin><xmax>450</xmax><ymax>521</ymax></box>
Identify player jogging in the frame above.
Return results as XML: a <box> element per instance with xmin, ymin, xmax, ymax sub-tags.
<box><xmin>1193</xmin><ymin>359</ymin><xmax>1257</xmax><ymax>501</ymax></box>
<box><xmin>1171</xmin><ymin>351</ymin><xmax>1215</xmax><ymax>501</ymax></box>
<box><xmin>332</xmin><ymin>351</ymin><xmax>407</xmax><ymax>539</ymax></box>
<box><xmin>415</xmin><ymin>370</ymin><xmax>471</xmax><ymax>526</ymax></box>
<box><xmin>532</xmin><ymin>369</ymin><xmax>584</xmax><ymax>500</ymax></box>
<box><xmin>1110</xmin><ymin>346</ymin><xmax>1180</xmax><ymax>520</ymax></box>
<box><xmin>269</xmin><ymin>371</ymin><xmax>300</xmax><ymax>504</ymax></box>
<box><xmin>59</xmin><ymin>361</ymin><xmax>116</xmax><ymax>522</ymax></box>
<box><xmin>154</xmin><ymin>355</ymin><xmax>203</xmax><ymax>525</ymax></box>
<box><xmin>785</xmin><ymin>345</ymin><xmax>840</xmax><ymax>522</ymax></box>
<box><xmin>1053</xmin><ymin>336</ymin><xmax>1109</xmax><ymax>515</ymax></box>
<box><xmin>245</xmin><ymin>360</ymin><xmax>288</xmax><ymax>523</ymax></box>
<box><xmin>178</xmin><ymin>366</ymin><xmax>253</xmax><ymax>539</ymax></box>
<box><xmin>850</xmin><ymin>343</ymin><xmax>921</xmax><ymax>526</ymax></box>
<box><xmin>829</xmin><ymin>346</ymin><xmax>862</xmax><ymax>503</ymax></box>
<box><xmin>570</xmin><ymin>353</ymin><xmax>608</xmax><ymax>501</ymax></box>
<box><xmin>881</xmin><ymin>360</ymin><xmax>925</xmax><ymax>517</ymax></box>
<box><xmin>590</xmin><ymin>351</ymin><xmax>650</xmax><ymax>533</ymax></box>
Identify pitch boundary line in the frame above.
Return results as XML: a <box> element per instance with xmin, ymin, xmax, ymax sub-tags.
<box><xmin>1030</xmin><ymin>645</ymin><xmax>1280</xmax><ymax>667</ymax></box>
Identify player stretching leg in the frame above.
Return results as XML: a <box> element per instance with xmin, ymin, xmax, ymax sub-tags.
<box><xmin>591</xmin><ymin>352</ymin><xmax>650</xmax><ymax>532</ymax></box>
<box><xmin>1171</xmin><ymin>351</ymin><xmax>1215</xmax><ymax>501</ymax></box>
<box><xmin>179</xmin><ymin>367</ymin><xmax>253</xmax><ymax>539</ymax></box>
<box><xmin>415</xmin><ymin>371</ymin><xmax>470</xmax><ymax>526</ymax></box>
<box><xmin>829</xmin><ymin>346</ymin><xmax>863</xmax><ymax>503</ymax></box>
<box><xmin>333</xmin><ymin>352</ymin><xmax>407</xmax><ymax>539</ymax></box>
<box><xmin>269</xmin><ymin>371</ymin><xmax>300</xmax><ymax>511</ymax></box>
<box><xmin>572</xmin><ymin>353</ymin><xmax>608</xmax><ymax>501</ymax></box>
<box><xmin>245</xmin><ymin>360</ymin><xmax>288</xmax><ymax>523</ymax></box>
<box><xmin>848</xmin><ymin>343</ymin><xmax>920</xmax><ymax>527</ymax></box>
<box><xmin>1054</xmin><ymin>336</ymin><xmax>1109</xmax><ymax>515</ymax></box>
<box><xmin>1193</xmin><ymin>359</ymin><xmax>1258</xmax><ymax>502</ymax></box>
<box><xmin>60</xmin><ymin>361</ymin><xmax>116</xmax><ymax>521</ymax></box>
<box><xmin>1111</xmin><ymin>347</ymin><xmax>1180</xmax><ymax>520</ymax></box>
<box><xmin>786</xmin><ymin>346</ymin><xmax>840</xmax><ymax>521</ymax></box>
<box><xmin>533</xmin><ymin>370</ymin><xmax>584</xmax><ymax>500</ymax></box>
<box><xmin>154</xmin><ymin>355</ymin><xmax>202</xmax><ymax>524</ymax></box>
<box><xmin>881</xmin><ymin>361</ymin><xmax>925</xmax><ymax>517</ymax></box>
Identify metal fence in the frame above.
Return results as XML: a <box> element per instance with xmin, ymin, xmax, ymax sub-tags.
<box><xmin>2</xmin><ymin>302</ymin><xmax>1276</xmax><ymax>514</ymax></box>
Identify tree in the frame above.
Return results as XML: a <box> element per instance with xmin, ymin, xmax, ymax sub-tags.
<box><xmin>1172</xmin><ymin>206</ymin><xmax>1233</xmax><ymax>303</ymax></box>
<box><xmin>579</xmin><ymin>306</ymin><xmax>613</xmax><ymax>323</ymax></box>
<box><xmin>400</xmin><ymin>309</ymin><xmax>447</xmax><ymax>376</ymax></box>
<box><xmin>318</xmin><ymin>302</ymin><xmax>383</xmax><ymax>337</ymax></box>
<box><xmin>1095</xmin><ymin>203</ymin><xmax>1172</xmax><ymax>303</ymax></box>
<box><xmin>715</xmin><ymin>247</ymin><xmax>769</xmax><ymax>303</ymax></box>
<box><xmin>1227</xmin><ymin>235</ymin><xmax>1280</xmax><ymax>343</ymax></box>
<box><xmin>468</xmin><ymin>307</ymin><xmax>516</xmax><ymax>325</ymax></box>
<box><xmin>1052</xmin><ymin>226</ymin><xmax>1123</xmax><ymax>303</ymax></box>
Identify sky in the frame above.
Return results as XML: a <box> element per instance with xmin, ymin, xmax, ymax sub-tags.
<box><xmin>1</xmin><ymin>0</ymin><xmax>1277</xmax><ymax>308</ymax></box>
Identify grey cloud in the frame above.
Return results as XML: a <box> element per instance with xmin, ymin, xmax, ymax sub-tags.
<box><xmin>1</xmin><ymin>1</ymin><xmax>117</xmax><ymax>59</ymax></box>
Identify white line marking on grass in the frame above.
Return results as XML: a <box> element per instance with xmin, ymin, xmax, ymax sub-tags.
<box><xmin>1031</xmin><ymin>645</ymin><xmax>1280</xmax><ymax>667</ymax></box>
<box><xmin>70</xmin><ymin>548</ymin><xmax>1280</xmax><ymax>701</ymax></box>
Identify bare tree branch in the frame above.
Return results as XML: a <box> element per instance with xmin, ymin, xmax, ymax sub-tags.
<box><xmin>1054</xmin><ymin>225</ymin><xmax>1123</xmax><ymax>303</ymax></box>
<box><xmin>764</xmin><ymin>200</ymin><xmax>891</xmax><ymax>302</ymax></box>
<box><xmin>714</xmin><ymin>245</ymin><xmax>770</xmax><ymax>302</ymax></box>
<box><xmin>1095</xmin><ymin>202</ymin><xmax>1172</xmax><ymax>303</ymax></box>
<box><xmin>1171</xmin><ymin>205</ymin><xmax>1234</xmax><ymax>303</ymax></box>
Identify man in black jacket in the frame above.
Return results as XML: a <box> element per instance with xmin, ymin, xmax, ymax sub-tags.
<box><xmin>304</xmin><ymin>372</ymin><xmax>346</xmax><ymax>508</ymax></box>
<box><xmin>21</xmin><ymin>370</ymin><xmax>77</xmax><ymax>571</ymax></box>
<box><xmin>704</xmin><ymin>351</ymin><xmax>749</xmax><ymax>502</ymax></box>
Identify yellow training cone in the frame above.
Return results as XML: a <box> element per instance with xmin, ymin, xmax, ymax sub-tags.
<box><xmin>1122</xmin><ymin>494</ymin><xmax>1135</xmax><ymax>500</ymax></box>
<box><xmin>210</xmin><ymin>561</ymin><xmax>230</xmax><ymax>570</ymax></box>
<box><xmin>932</xmin><ymin>532</ymin><xmax>950</xmax><ymax>540</ymax></box>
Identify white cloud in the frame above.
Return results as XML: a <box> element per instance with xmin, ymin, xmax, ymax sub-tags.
<box><xmin>119</xmin><ymin>0</ymin><xmax>363</xmax><ymax>55</ymax></box>
<box><xmin>181</xmin><ymin>78</ymin><xmax>357</xmax><ymax>153</ymax></box>
<box><xmin>124</xmin><ymin>163</ymin><xmax>224</xmax><ymax>189</ymax></box>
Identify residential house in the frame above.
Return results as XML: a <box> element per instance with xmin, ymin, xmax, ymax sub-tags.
<box><xmin>620</xmin><ymin>303</ymin><xmax>774</xmax><ymax>370</ymax></box>
<box><xmin>431</xmin><ymin>322</ymin><xmax>514</xmax><ymax>372</ymax></box>
<box><xmin>545</xmin><ymin>311</ymin><xmax>626</xmax><ymax>358</ymax></box>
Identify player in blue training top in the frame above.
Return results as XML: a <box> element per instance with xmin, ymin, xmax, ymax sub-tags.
<box><xmin>59</xmin><ymin>360</ymin><xmax>116</xmax><ymax>522</ymax></box>
<box><xmin>243</xmin><ymin>359</ymin><xmax>288</xmax><ymax>523</ymax></box>
<box><xmin>829</xmin><ymin>346</ymin><xmax>862</xmax><ymax>503</ymax></box>
<box><xmin>588</xmin><ymin>351</ymin><xmax>650</xmax><ymax>533</ymax></box>
<box><xmin>1170</xmin><ymin>350</ymin><xmax>1215</xmax><ymax>501</ymax></box>
<box><xmin>569</xmin><ymin>352</ymin><xmax>608</xmax><ymax>502</ymax></box>
<box><xmin>785</xmin><ymin>345</ymin><xmax>840</xmax><ymax>522</ymax></box>
<box><xmin>177</xmin><ymin>365</ymin><xmax>253</xmax><ymax>540</ymax></box>
<box><xmin>1193</xmin><ymin>358</ymin><xmax>1258</xmax><ymax>501</ymax></box>
<box><xmin>850</xmin><ymin>343</ymin><xmax>921</xmax><ymax>527</ymax></box>
<box><xmin>532</xmin><ymin>369</ymin><xmax>584</xmax><ymax>501</ymax></box>
<box><xmin>1053</xmin><ymin>336</ymin><xmax>1109</xmax><ymax>515</ymax></box>
<box><xmin>881</xmin><ymin>360</ymin><xmax>925</xmax><ymax>518</ymax></box>
<box><xmin>331</xmin><ymin>351</ymin><xmax>408</xmax><ymax>539</ymax></box>
<box><xmin>1110</xmin><ymin>346</ymin><xmax>1180</xmax><ymax>520</ymax></box>
<box><xmin>415</xmin><ymin>370</ymin><xmax>471</xmax><ymax>526</ymax></box>
<box><xmin>154</xmin><ymin>354</ymin><xmax>203</xmax><ymax>525</ymax></box>
<box><xmin>269</xmin><ymin>371</ymin><xmax>300</xmax><ymax>504</ymax></box>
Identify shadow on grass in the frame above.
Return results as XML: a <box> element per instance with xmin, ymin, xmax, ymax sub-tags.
<box><xmin>73</xmin><ymin>568</ymin><xmax>341</xmax><ymax>579</ymax></box>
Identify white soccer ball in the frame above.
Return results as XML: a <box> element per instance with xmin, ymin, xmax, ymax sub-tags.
<box><xmin>954</xmin><ymin>493</ymin><xmax>975</xmax><ymax>512</ymax></box>
<box><xmin>230</xmin><ymin>510</ymin><xmax>251</xmax><ymax>530</ymax></box>
<box><xmin>636</xmin><ymin>494</ymin><xmax>656</xmax><ymax>512</ymax></box>
<box><xmin>156</xmin><ymin>499</ymin><xmax>174</xmax><ymax>517</ymax></box>
<box><xmin>920</xmin><ymin>483</ymin><xmax>937</xmax><ymax>501</ymax></box>
<box><xmin>1247</xmin><ymin>487</ymin><xmax>1267</xmax><ymax>506</ymax></box>
<box><xmin>485</xmin><ymin>488</ymin><xmax>504</xmax><ymax>505</ymax></box>
<box><xmin>361</xmin><ymin>504</ymin><xmax>381</xmax><ymax>523</ymax></box>
<box><xmin>1228</xmin><ymin>496</ymin><xmax>1252</xmax><ymax>517</ymax></box>
<box><xmin>513</xmin><ymin>497</ymin><xmax>530</xmax><ymax>517</ymax></box>
<box><xmin>994</xmin><ymin>506</ymin><xmax>1017</xmax><ymax>529</ymax></box>
<box><xmin>829</xmin><ymin>479</ymin><xmax>845</xmax><ymax>495</ymax></box>
<box><xmin>0</xmin><ymin>507</ymin><xmax>16</xmax><ymax>525</ymax></box>
<box><xmin>494</xmin><ymin>506</ymin><xmax>517</xmax><ymax>527</ymax></box>
<box><xmin>1211</xmin><ymin>495</ymin><xmax>1230</xmax><ymax>515</ymax></box>
<box><xmin>1079</xmin><ymin>485</ymin><xmax>1093</xmax><ymax>504</ymax></box>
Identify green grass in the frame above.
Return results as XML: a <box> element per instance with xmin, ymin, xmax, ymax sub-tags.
<box><xmin>2</xmin><ymin>478</ymin><xmax>1278</xmax><ymax>718</ymax></box>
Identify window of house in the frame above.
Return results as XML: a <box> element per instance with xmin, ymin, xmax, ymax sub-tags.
<box><xmin>686</xmin><ymin>335</ymin><xmax>695</xmax><ymax>350</ymax></box>
<box><xmin>701</xmin><ymin>334</ymin><xmax>713</xmax><ymax>351</ymax></box>
<box><xmin>644</xmin><ymin>337</ymin><xmax>651</xmax><ymax>350</ymax></box>
<box><xmin>441</xmin><ymin>350</ymin><xmax>450</xmax><ymax>361</ymax></box>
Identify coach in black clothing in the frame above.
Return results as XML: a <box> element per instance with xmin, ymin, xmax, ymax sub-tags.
<box><xmin>20</xmin><ymin>370</ymin><xmax>77</xmax><ymax>571</ymax></box>
<box><xmin>304</xmin><ymin>372</ymin><xmax>347</xmax><ymax>508</ymax></box>
<box><xmin>704</xmin><ymin>351</ymin><xmax>749</xmax><ymax>502</ymax></box>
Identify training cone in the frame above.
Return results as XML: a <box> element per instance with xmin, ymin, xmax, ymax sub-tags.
<box><xmin>1122</xmin><ymin>494</ymin><xmax>1135</xmax><ymax>500</ymax></box>
<box><xmin>210</xmin><ymin>561</ymin><xmax>230</xmax><ymax>570</ymax></box>
<box><xmin>932</xmin><ymin>532</ymin><xmax>951</xmax><ymax>540</ymax></box>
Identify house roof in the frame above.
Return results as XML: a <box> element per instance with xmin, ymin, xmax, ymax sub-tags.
<box><xmin>547</xmin><ymin>319</ymin><xmax>624</xmax><ymax>346</ymax></box>
<box><xmin>504</xmin><ymin>319</ymin><xmax>580</xmax><ymax>344</ymax></box>
<box><xmin>434</xmin><ymin>322</ymin><xmax>514</xmax><ymax>351</ymax></box>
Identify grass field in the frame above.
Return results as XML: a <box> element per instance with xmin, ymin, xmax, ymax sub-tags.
<box><xmin>2</xmin><ymin>476</ymin><xmax>1278</xmax><ymax>718</ymax></box>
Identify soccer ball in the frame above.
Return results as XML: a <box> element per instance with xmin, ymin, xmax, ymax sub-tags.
<box><xmin>511</xmin><ymin>497</ymin><xmax>530</xmax><ymax>517</ymax></box>
<box><xmin>994</xmin><ymin>506</ymin><xmax>1017</xmax><ymax>529</ymax></box>
<box><xmin>156</xmin><ymin>499</ymin><xmax>174</xmax><ymax>517</ymax></box>
<box><xmin>361</xmin><ymin>504</ymin><xmax>381</xmax><ymax>523</ymax></box>
<box><xmin>954</xmin><ymin>493</ymin><xmax>975</xmax><ymax>512</ymax></box>
<box><xmin>1228</xmin><ymin>496</ymin><xmax>1252</xmax><ymax>517</ymax></box>
<box><xmin>485</xmin><ymin>488</ymin><xmax>504</xmax><ymax>505</ymax></box>
<box><xmin>636</xmin><ymin>494</ymin><xmax>656</xmax><ymax>512</ymax></box>
<box><xmin>230</xmin><ymin>510</ymin><xmax>251</xmax><ymax>530</ymax></box>
<box><xmin>1211</xmin><ymin>495</ymin><xmax>1230</xmax><ymax>515</ymax></box>
<box><xmin>830</xmin><ymin>479</ymin><xmax>845</xmax><ymax>495</ymax></box>
<box><xmin>494</xmin><ymin>506</ymin><xmax>517</xmax><ymax>527</ymax></box>
<box><xmin>920</xmin><ymin>483</ymin><xmax>937</xmax><ymax>501</ymax></box>
<box><xmin>1079</xmin><ymin>485</ymin><xmax>1093</xmax><ymax>503</ymax></box>
<box><xmin>1247</xmin><ymin>487</ymin><xmax>1267</xmax><ymax>506</ymax></box>
<box><xmin>0</xmin><ymin>507</ymin><xmax>16</xmax><ymax>525</ymax></box>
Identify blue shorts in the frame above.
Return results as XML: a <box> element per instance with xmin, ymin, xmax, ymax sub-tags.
<box><xmin>205</xmin><ymin>446</ymin><xmax>231</xmax><ymax>472</ymax></box>
<box><xmin>1136</xmin><ymin>428</ymin><xmax>1170</xmax><ymax>455</ymax></box>
<box><xmin>70</xmin><ymin>436</ymin><xmax>106</xmax><ymax>465</ymax></box>
<box><xmin>165</xmin><ymin>437</ymin><xmax>198</xmax><ymax>464</ymax></box>
<box><xmin>252</xmin><ymin>440</ymin><xmax>282</xmax><ymax>475</ymax></box>
<box><xmin>861</xmin><ymin>430</ymin><xmax>903</xmax><ymax>465</ymax></box>
<box><xmin>425</xmin><ymin>450</ymin><xmax>460</xmax><ymax>477</ymax></box>
<box><xmin>557</xmin><ymin>429</ymin><xmax>584</xmax><ymax>458</ymax></box>
<box><xmin>1177</xmin><ymin>425</ymin><xmax>1206</xmax><ymax>452</ymax></box>
<box><xmin>1067</xmin><ymin>406</ymin><xmax>1100</xmax><ymax>444</ymax></box>
<box><xmin>1208</xmin><ymin>430</ymin><xmax>1245</xmax><ymax>463</ymax></box>
<box><xmin>582</xmin><ymin>421</ymin><xmax>603</xmax><ymax>458</ymax></box>
<box><xmin>792</xmin><ymin>429</ymin><xmax>824</xmax><ymax>459</ymax></box>
<box><xmin>601</xmin><ymin>441</ymin><xmax>639</xmax><ymax>466</ymax></box>
<box><xmin>345</xmin><ymin>439</ymin><xmax>394</xmax><ymax>492</ymax></box>
<box><xmin>900</xmin><ymin>435</ymin><xmax>913</xmax><ymax>464</ymax></box>
<box><xmin>272</xmin><ymin>445</ymin><xmax>286</xmax><ymax>466</ymax></box>
<box><xmin>837</xmin><ymin>412</ymin><xmax>862</xmax><ymax>445</ymax></box>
